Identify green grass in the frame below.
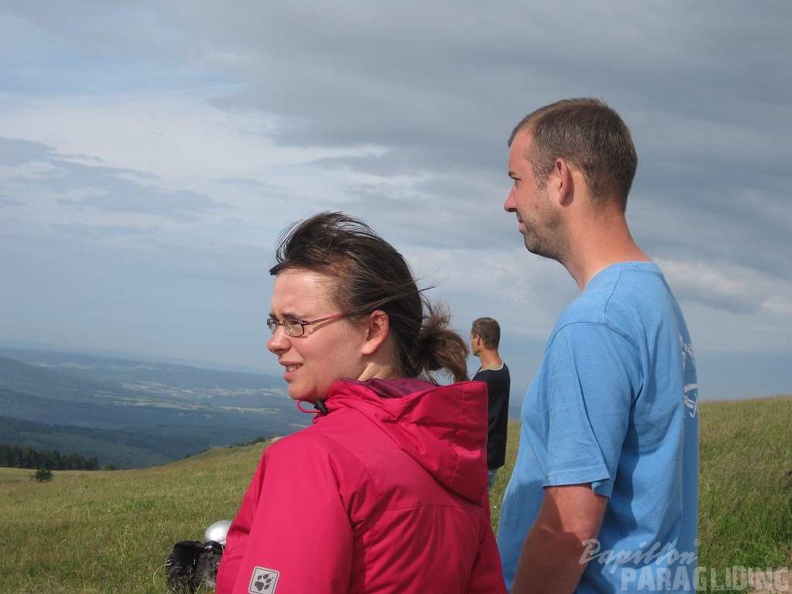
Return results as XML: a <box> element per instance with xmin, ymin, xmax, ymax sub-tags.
<box><xmin>0</xmin><ymin>443</ymin><xmax>268</xmax><ymax>594</ymax></box>
<box><xmin>697</xmin><ymin>396</ymin><xmax>792</xmax><ymax>569</ymax></box>
<box><xmin>1</xmin><ymin>397</ymin><xmax>790</xmax><ymax>593</ymax></box>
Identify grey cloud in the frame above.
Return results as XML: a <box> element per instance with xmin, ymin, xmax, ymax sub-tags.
<box><xmin>0</xmin><ymin>136</ymin><xmax>52</xmax><ymax>165</ymax></box>
<box><xmin>194</xmin><ymin>2</ymin><xmax>787</xmax><ymax>148</ymax></box>
<box><xmin>1</xmin><ymin>1</ymin><xmax>179</xmax><ymax>60</ymax></box>
<box><xmin>676</xmin><ymin>285</ymin><xmax>762</xmax><ymax>317</ymax></box>
<box><xmin>0</xmin><ymin>195</ymin><xmax>25</xmax><ymax>207</ymax></box>
<box><xmin>52</xmin><ymin>222</ymin><xmax>160</xmax><ymax>239</ymax></box>
<box><xmin>334</xmin><ymin>176</ymin><xmax>515</xmax><ymax>251</ymax></box>
<box><xmin>179</xmin><ymin>0</ymin><xmax>791</xmax><ymax>297</ymax></box>
<box><xmin>214</xmin><ymin>177</ymin><xmax>292</xmax><ymax>202</ymax></box>
<box><xmin>0</xmin><ymin>136</ymin><xmax>222</xmax><ymax>220</ymax></box>
<box><xmin>696</xmin><ymin>350</ymin><xmax>791</xmax><ymax>400</ymax></box>
<box><xmin>216</xmin><ymin>177</ymin><xmax>279</xmax><ymax>189</ymax></box>
<box><xmin>6</xmin><ymin>0</ymin><xmax>787</xmax><ymax>276</ymax></box>
<box><xmin>61</xmin><ymin>186</ymin><xmax>220</xmax><ymax>220</ymax></box>
<box><xmin>631</xmin><ymin>179</ymin><xmax>790</xmax><ymax>282</ymax></box>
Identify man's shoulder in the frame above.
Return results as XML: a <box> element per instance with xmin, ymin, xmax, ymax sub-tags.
<box><xmin>556</xmin><ymin>263</ymin><xmax>675</xmax><ymax>329</ymax></box>
<box><xmin>473</xmin><ymin>363</ymin><xmax>509</xmax><ymax>379</ymax></box>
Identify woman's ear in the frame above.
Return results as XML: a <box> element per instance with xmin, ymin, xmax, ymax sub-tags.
<box><xmin>360</xmin><ymin>310</ymin><xmax>390</xmax><ymax>356</ymax></box>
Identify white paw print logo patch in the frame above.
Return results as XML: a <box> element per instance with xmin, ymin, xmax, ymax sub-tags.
<box><xmin>248</xmin><ymin>566</ymin><xmax>279</xmax><ymax>593</ymax></box>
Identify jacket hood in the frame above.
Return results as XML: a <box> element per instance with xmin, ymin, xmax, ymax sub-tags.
<box><xmin>322</xmin><ymin>378</ymin><xmax>489</xmax><ymax>502</ymax></box>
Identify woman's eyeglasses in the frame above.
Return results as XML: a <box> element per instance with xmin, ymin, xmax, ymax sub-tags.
<box><xmin>266</xmin><ymin>312</ymin><xmax>352</xmax><ymax>338</ymax></box>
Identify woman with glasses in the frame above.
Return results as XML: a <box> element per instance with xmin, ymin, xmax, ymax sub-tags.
<box><xmin>216</xmin><ymin>212</ymin><xmax>505</xmax><ymax>594</ymax></box>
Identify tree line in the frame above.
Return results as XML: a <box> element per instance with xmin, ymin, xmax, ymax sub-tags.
<box><xmin>0</xmin><ymin>443</ymin><xmax>99</xmax><ymax>471</ymax></box>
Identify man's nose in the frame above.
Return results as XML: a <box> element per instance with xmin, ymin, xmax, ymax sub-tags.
<box><xmin>504</xmin><ymin>187</ymin><xmax>516</xmax><ymax>212</ymax></box>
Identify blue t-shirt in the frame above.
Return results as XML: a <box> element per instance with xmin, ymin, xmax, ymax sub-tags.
<box><xmin>497</xmin><ymin>262</ymin><xmax>699</xmax><ymax>593</ymax></box>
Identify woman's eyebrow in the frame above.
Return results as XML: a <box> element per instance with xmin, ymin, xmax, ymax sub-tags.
<box><xmin>271</xmin><ymin>310</ymin><xmax>302</xmax><ymax>320</ymax></box>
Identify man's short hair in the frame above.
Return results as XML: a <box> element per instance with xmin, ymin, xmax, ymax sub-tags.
<box><xmin>471</xmin><ymin>317</ymin><xmax>501</xmax><ymax>350</ymax></box>
<box><xmin>508</xmin><ymin>98</ymin><xmax>638</xmax><ymax>212</ymax></box>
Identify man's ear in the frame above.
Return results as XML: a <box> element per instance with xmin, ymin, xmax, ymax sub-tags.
<box><xmin>552</xmin><ymin>157</ymin><xmax>575</xmax><ymax>206</ymax></box>
<box><xmin>360</xmin><ymin>310</ymin><xmax>390</xmax><ymax>356</ymax></box>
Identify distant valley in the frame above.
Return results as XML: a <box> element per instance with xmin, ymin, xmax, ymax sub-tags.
<box><xmin>0</xmin><ymin>348</ymin><xmax>309</xmax><ymax>468</ymax></box>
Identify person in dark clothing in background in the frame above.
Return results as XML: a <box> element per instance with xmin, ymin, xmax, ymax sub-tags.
<box><xmin>470</xmin><ymin>317</ymin><xmax>511</xmax><ymax>489</ymax></box>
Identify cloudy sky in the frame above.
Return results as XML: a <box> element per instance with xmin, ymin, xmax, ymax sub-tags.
<box><xmin>1</xmin><ymin>0</ymin><xmax>789</xmax><ymax>403</ymax></box>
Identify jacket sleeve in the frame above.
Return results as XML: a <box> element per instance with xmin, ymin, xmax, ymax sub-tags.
<box><xmin>466</xmin><ymin>521</ymin><xmax>508</xmax><ymax>594</ymax></box>
<box><xmin>217</xmin><ymin>435</ymin><xmax>354</xmax><ymax>594</ymax></box>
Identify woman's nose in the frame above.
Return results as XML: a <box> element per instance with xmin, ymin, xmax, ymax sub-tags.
<box><xmin>267</xmin><ymin>326</ymin><xmax>289</xmax><ymax>354</ymax></box>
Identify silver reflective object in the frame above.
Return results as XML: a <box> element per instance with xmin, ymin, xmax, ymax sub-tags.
<box><xmin>204</xmin><ymin>520</ymin><xmax>232</xmax><ymax>545</ymax></box>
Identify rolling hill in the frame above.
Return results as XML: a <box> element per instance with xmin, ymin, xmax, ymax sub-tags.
<box><xmin>0</xmin><ymin>349</ymin><xmax>309</xmax><ymax>468</ymax></box>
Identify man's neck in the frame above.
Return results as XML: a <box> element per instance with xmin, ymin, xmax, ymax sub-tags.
<box><xmin>564</xmin><ymin>213</ymin><xmax>651</xmax><ymax>290</ymax></box>
<box><xmin>477</xmin><ymin>349</ymin><xmax>503</xmax><ymax>370</ymax></box>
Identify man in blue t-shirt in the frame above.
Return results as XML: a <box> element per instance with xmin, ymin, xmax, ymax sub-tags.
<box><xmin>496</xmin><ymin>98</ymin><xmax>699</xmax><ymax>593</ymax></box>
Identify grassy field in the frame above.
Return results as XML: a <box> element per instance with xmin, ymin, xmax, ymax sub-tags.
<box><xmin>1</xmin><ymin>395</ymin><xmax>789</xmax><ymax>593</ymax></box>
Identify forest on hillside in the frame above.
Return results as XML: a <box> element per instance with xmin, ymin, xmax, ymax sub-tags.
<box><xmin>0</xmin><ymin>443</ymin><xmax>99</xmax><ymax>471</ymax></box>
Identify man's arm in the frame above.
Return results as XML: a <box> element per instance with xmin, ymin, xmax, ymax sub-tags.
<box><xmin>510</xmin><ymin>484</ymin><xmax>607</xmax><ymax>594</ymax></box>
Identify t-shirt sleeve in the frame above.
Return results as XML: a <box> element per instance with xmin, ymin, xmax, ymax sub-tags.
<box><xmin>218</xmin><ymin>436</ymin><xmax>355</xmax><ymax>594</ymax></box>
<box><xmin>542</xmin><ymin>322</ymin><xmax>638</xmax><ymax>498</ymax></box>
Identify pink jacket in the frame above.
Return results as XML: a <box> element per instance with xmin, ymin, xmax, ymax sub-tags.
<box><xmin>216</xmin><ymin>378</ymin><xmax>506</xmax><ymax>594</ymax></box>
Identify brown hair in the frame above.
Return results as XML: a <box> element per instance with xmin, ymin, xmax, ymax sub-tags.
<box><xmin>270</xmin><ymin>212</ymin><xmax>469</xmax><ymax>382</ymax></box>
<box><xmin>509</xmin><ymin>98</ymin><xmax>638</xmax><ymax>211</ymax></box>
<box><xmin>471</xmin><ymin>317</ymin><xmax>500</xmax><ymax>350</ymax></box>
